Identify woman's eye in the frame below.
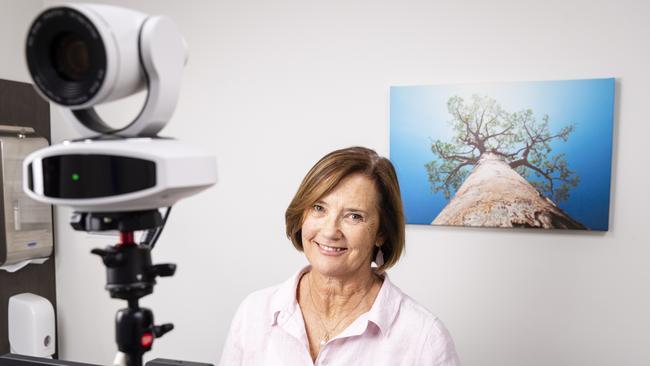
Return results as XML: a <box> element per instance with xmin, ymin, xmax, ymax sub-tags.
<box><xmin>348</xmin><ymin>213</ymin><xmax>364</xmax><ymax>222</ymax></box>
<box><xmin>313</xmin><ymin>204</ymin><xmax>324</xmax><ymax>212</ymax></box>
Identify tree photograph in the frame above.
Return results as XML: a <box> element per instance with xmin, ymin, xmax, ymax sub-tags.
<box><xmin>390</xmin><ymin>79</ymin><xmax>615</xmax><ymax>230</ymax></box>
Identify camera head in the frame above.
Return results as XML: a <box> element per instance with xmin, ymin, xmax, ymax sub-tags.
<box><xmin>23</xmin><ymin>3</ymin><xmax>216</xmax><ymax>213</ymax></box>
<box><xmin>25</xmin><ymin>3</ymin><xmax>187</xmax><ymax>138</ymax></box>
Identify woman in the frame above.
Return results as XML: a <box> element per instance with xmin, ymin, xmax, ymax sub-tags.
<box><xmin>220</xmin><ymin>147</ymin><xmax>460</xmax><ymax>365</ymax></box>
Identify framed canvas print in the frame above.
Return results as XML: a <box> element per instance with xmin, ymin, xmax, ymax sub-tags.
<box><xmin>390</xmin><ymin>78</ymin><xmax>615</xmax><ymax>231</ymax></box>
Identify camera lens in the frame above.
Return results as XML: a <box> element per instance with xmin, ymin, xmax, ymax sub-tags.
<box><xmin>26</xmin><ymin>7</ymin><xmax>107</xmax><ymax>106</ymax></box>
<box><xmin>52</xmin><ymin>33</ymin><xmax>91</xmax><ymax>82</ymax></box>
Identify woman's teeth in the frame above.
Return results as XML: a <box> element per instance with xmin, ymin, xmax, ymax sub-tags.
<box><xmin>317</xmin><ymin>243</ymin><xmax>346</xmax><ymax>252</ymax></box>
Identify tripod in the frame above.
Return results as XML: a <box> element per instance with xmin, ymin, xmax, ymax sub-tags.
<box><xmin>71</xmin><ymin>210</ymin><xmax>175</xmax><ymax>366</ymax></box>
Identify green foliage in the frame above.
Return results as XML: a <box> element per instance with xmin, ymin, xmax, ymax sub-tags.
<box><xmin>425</xmin><ymin>159</ymin><xmax>471</xmax><ymax>199</ymax></box>
<box><xmin>426</xmin><ymin>95</ymin><xmax>580</xmax><ymax>204</ymax></box>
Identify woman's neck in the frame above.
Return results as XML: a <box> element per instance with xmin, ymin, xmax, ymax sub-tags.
<box><xmin>306</xmin><ymin>268</ymin><xmax>380</xmax><ymax>318</ymax></box>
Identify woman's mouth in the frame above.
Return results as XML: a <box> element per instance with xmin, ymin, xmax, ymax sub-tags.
<box><xmin>315</xmin><ymin>241</ymin><xmax>348</xmax><ymax>256</ymax></box>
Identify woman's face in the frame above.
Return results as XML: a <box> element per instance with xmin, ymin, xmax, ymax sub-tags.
<box><xmin>301</xmin><ymin>173</ymin><xmax>383</xmax><ymax>280</ymax></box>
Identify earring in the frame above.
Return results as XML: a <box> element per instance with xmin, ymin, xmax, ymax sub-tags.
<box><xmin>374</xmin><ymin>247</ymin><xmax>384</xmax><ymax>267</ymax></box>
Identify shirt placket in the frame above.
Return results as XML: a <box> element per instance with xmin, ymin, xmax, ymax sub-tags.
<box><xmin>313</xmin><ymin>314</ymin><xmax>370</xmax><ymax>366</ymax></box>
<box><xmin>277</xmin><ymin>308</ymin><xmax>314</xmax><ymax>365</ymax></box>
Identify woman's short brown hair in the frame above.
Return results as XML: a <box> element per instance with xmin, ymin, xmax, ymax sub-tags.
<box><xmin>285</xmin><ymin>146</ymin><xmax>405</xmax><ymax>272</ymax></box>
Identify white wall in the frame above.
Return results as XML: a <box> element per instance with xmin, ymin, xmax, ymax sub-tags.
<box><xmin>0</xmin><ymin>0</ymin><xmax>42</xmax><ymax>82</ymax></box>
<box><xmin>17</xmin><ymin>0</ymin><xmax>650</xmax><ymax>365</ymax></box>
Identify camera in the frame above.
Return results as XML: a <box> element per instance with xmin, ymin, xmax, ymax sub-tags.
<box><xmin>18</xmin><ymin>4</ymin><xmax>217</xmax><ymax>366</ymax></box>
<box><xmin>23</xmin><ymin>3</ymin><xmax>216</xmax><ymax>212</ymax></box>
<box><xmin>25</xmin><ymin>3</ymin><xmax>187</xmax><ymax>137</ymax></box>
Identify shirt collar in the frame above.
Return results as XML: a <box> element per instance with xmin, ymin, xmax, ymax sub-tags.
<box><xmin>364</xmin><ymin>271</ymin><xmax>402</xmax><ymax>337</ymax></box>
<box><xmin>269</xmin><ymin>265</ymin><xmax>310</xmax><ymax>326</ymax></box>
<box><xmin>268</xmin><ymin>265</ymin><xmax>403</xmax><ymax>337</ymax></box>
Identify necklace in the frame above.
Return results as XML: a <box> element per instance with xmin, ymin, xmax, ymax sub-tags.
<box><xmin>307</xmin><ymin>272</ymin><xmax>374</xmax><ymax>346</ymax></box>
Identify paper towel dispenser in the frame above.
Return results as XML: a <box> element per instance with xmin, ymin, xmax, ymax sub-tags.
<box><xmin>0</xmin><ymin>125</ymin><xmax>53</xmax><ymax>267</ymax></box>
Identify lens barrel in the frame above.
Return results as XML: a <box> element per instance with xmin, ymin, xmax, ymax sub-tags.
<box><xmin>26</xmin><ymin>7</ymin><xmax>107</xmax><ymax>106</ymax></box>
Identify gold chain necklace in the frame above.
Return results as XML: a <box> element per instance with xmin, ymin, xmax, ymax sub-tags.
<box><xmin>307</xmin><ymin>272</ymin><xmax>374</xmax><ymax>346</ymax></box>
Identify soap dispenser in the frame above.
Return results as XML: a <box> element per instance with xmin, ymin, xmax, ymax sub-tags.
<box><xmin>8</xmin><ymin>293</ymin><xmax>55</xmax><ymax>358</ymax></box>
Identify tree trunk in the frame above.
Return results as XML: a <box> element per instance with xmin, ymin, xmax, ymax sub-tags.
<box><xmin>432</xmin><ymin>153</ymin><xmax>586</xmax><ymax>229</ymax></box>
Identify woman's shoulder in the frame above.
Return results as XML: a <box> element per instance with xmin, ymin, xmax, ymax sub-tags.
<box><xmin>238</xmin><ymin>282</ymin><xmax>284</xmax><ymax>310</ymax></box>
<box><xmin>385</xmin><ymin>284</ymin><xmax>460</xmax><ymax>363</ymax></box>
<box><xmin>226</xmin><ymin>282</ymin><xmax>285</xmax><ymax>336</ymax></box>
<box><xmin>397</xmin><ymin>291</ymin><xmax>445</xmax><ymax>330</ymax></box>
<box><xmin>383</xmin><ymin>279</ymin><xmax>451</xmax><ymax>340</ymax></box>
<box><xmin>381</xmin><ymin>277</ymin><xmax>437</xmax><ymax>323</ymax></box>
<box><xmin>402</xmin><ymin>290</ymin><xmax>437</xmax><ymax>316</ymax></box>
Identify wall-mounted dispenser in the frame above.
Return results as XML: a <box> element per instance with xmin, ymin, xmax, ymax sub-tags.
<box><xmin>0</xmin><ymin>125</ymin><xmax>52</xmax><ymax>271</ymax></box>
<box><xmin>8</xmin><ymin>292</ymin><xmax>55</xmax><ymax>357</ymax></box>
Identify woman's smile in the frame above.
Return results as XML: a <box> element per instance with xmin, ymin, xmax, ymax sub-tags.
<box><xmin>314</xmin><ymin>241</ymin><xmax>348</xmax><ymax>256</ymax></box>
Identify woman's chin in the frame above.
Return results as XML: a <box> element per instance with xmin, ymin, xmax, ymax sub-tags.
<box><xmin>309</xmin><ymin>260</ymin><xmax>347</xmax><ymax>278</ymax></box>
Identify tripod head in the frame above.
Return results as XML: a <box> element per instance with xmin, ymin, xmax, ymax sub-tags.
<box><xmin>70</xmin><ymin>210</ymin><xmax>176</xmax><ymax>366</ymax></box>
<box><xmin>72</xmin><ymin>210</ymin><xmax>174</xmax><ymax>300</ymax></box>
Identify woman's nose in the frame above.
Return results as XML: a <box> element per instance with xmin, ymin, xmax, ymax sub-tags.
<box><xmin>320</xmin><ymin>214</ymin><xmax>342</xmax><ymax>239</ymax></box>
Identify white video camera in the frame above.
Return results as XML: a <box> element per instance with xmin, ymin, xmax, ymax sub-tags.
<box><xmin>23</xmin><ymin>3</ymin><xmax>216</xmax><ymax>213</ymax></box>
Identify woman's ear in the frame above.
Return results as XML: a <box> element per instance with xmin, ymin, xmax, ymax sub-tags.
<box><xmin>375</xmin><ymin>232</ymin><xmax>384</xmax><ymax>247</ymax></box>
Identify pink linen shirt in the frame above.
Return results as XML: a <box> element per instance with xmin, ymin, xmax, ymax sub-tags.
<box><xmin>219</xmin><ymin>266</ymin><xmax>461</xmax><ymax>366</ymax></box>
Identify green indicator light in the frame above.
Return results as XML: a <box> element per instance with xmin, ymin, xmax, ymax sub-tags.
<box><xmin>71</xmin><ymin>173</ymin><xmax>80</xmax><ymax>182</ymax></box>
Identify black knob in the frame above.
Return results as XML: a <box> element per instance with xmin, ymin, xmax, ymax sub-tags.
<box><xmin>153</xmin><ymin>323</ymin><xmax>174</xmax><ymax>338</ymax></box>
<box><xmin>152</xmin><ymin>263</ymin><xmax>176</xmax><ymax>277</ymax></box>
<box><xmin>91</xmin><ymin>247</ymin><xmax>124</xmax><ymax>267</ymax></box>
